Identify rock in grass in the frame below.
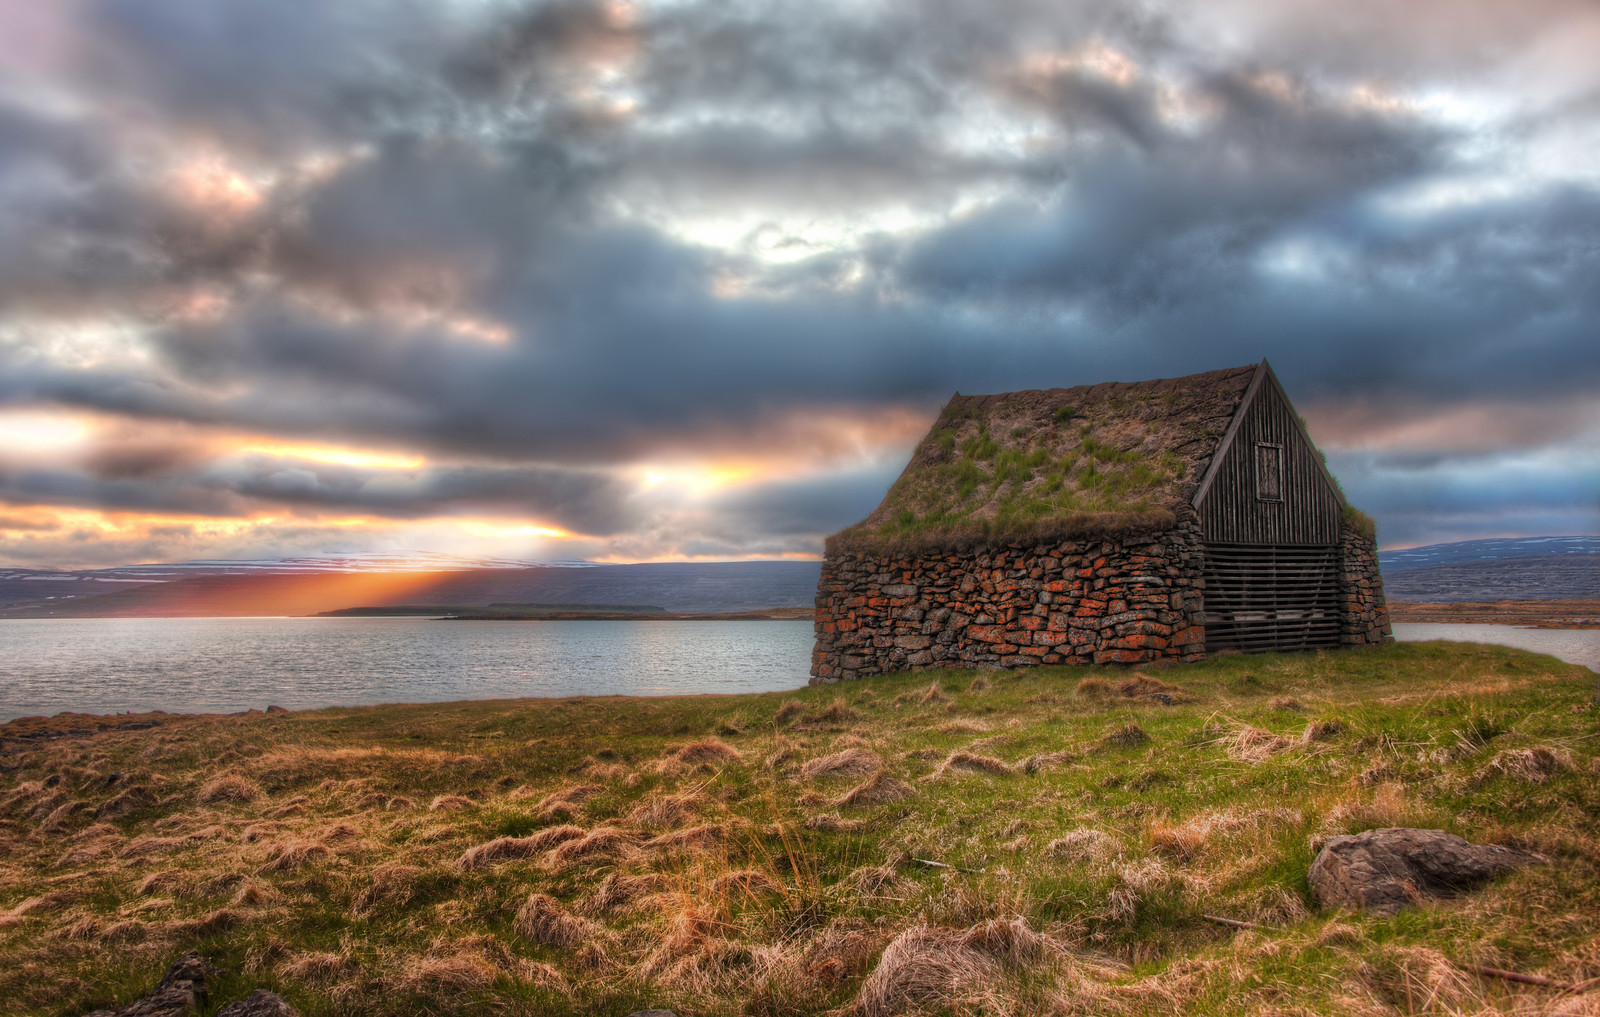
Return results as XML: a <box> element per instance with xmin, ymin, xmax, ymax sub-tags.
<box><xmin>217</xmin><ymin>991</ymin><xmax>301</xmax><ymax>1016</ymax></box>
<box><xmin>1308</xmin><ymin>827</ymin><xmax>1547</xmax><ymax>915</ymax></box>
<box><xmin>85</xmin><ymin>952</ymin><xmax>222</xmax><ymax>1017</ymax></box>
<box><xmin>84</xmin><ymin>953</ymin><xmax>300</xmax><ymax>1017</ymax></box>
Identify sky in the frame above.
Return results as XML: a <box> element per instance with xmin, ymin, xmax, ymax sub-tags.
<box><xmin>1</xmin><ymin>0</ymin><xmax>1597</xmax><ymax>568</ymax></box>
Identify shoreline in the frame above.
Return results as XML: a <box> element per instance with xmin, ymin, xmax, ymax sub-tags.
<box><xmin>1387</xmin><ymin>597</ymin><xmax>1600</xmax><ymax>629</ymax></box>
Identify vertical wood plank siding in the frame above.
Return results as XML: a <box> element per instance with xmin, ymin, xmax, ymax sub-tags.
<box><xmin>1198</xmin><ymin>380</ymin><xmax>1341</xmax><ymax>546</ymax></box>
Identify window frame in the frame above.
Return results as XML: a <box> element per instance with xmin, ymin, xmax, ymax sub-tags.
<box><xmin>1254</xmin><ymin>441</ymin><xmax>1285</xmax><ymax>502</ymax></box>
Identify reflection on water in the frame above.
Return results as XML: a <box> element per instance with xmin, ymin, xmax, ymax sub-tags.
<box><xmin>1393</xmin><ymin>623</ymin><xmax>1600</xmax><ymax>674</ymax></box>
<box><xmin>0</xmin><ymin>617</ymin><xmax>815</xmax><ymax>721</ymax></box>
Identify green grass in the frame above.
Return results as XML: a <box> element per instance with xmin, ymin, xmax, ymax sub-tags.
<box><xmin>1</xmin><ymin>643</ymin><xmax>1597</xmax><ymax>1016</ymax></box>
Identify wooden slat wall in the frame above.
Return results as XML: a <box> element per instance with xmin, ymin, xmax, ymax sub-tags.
<box><xmin>1202</xmin><ymin>544</ymin><xmax>1341</xmax><ymax>652</ymax></box>
<box><xmin>1198</xmin><ymin>380</ymin><xmax>1341</xmax><ymax>546</ymax></box>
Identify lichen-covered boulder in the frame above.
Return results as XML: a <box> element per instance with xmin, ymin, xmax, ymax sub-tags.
<box><xmin>217</xmin><ymin>991</ymin><xmax>301</xmax><ymax>1017</ymax></box>
<box><xmin>1308</xmin><ymin>827</ymin><xmax>1546</xmax><ymax>915</ymax></box>
<box><xmin>85</xmin><ymin>953</ymin><xmax>222</xmax><ymax>1017</ymax></box>
<box><xmin>84</xmin><ymin>954</ymin><xmax>301</xmax><ymax>1017</ymax></box>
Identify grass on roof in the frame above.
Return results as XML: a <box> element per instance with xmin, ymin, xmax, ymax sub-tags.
<box><xmin>830</xmin><ymin>395</ymin><xmax>1197</xmax><ymax>553</ymax></box>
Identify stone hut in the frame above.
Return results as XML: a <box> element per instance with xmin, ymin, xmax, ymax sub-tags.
<box><xmin>811</xmin><ymin>360</ymin><xmax>1390</xmax><ymax>682</ymax></box>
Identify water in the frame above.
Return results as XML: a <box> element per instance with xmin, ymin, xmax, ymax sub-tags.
<box><xmin>0</xmin><ymin>617</ymin><xmax>815</xmax><ymax>721</ymax></box>
<box><xmin>1392</xmin><ymin>623</ymin><xmax>1600</xmax><ymax>674</ymax></box>
<box><xmin>2</xmin><ymin>618</ymin><xmax>1594</xmax><ymax>722</ymax></box>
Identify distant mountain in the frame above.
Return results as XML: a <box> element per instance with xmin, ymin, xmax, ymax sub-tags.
<box><xmin>5</xmin><ymin>535</ymin><xmax>1594</xmax><ymax>617</ymax></box>
<box><xmin>0</xmin><ymin>558</ymin><xmax>824</xmax><ymax>618</ymax></box>
<box><xmin>1379</xmin><ymin>536</ymin><xmax>1599</xmax><ymax>602</ymax></box>
<box><xmin>1380</xmin><ymin>536</ymin><xmax>1600</xmax><ymax>572</ymax></box>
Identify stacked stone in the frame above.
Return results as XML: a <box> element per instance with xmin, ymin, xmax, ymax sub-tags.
<box><xmin>1337</xmin><ymin>522</ymin><xmax>1393</xmax><ymax>647</ymax></box>
<box><xmin>811</xmin><ymin>524</ymin><xmax>1207</xmax><ymax>683</ymax></box>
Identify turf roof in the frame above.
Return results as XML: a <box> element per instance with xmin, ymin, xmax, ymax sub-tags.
<box><xmin>828</xmin><ymin>365</ymin><xmax>1258</xmax><ymax>553</ymax></box>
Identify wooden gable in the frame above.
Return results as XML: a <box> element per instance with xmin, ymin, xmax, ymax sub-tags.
<box><xmin>1191</xmin><ymin>361</ymin><xmax>1344</xmax><ymax>547</ymax></box>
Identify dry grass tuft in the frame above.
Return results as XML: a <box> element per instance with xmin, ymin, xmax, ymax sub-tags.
<box><xmin>1105</xmin><ymin>857</ymin><xmax>1186</xmax><ymax>924</ymax></box>
<box><xmin>927</xmin><ymin>751</ymin><xmax>1013</xmax><ymax>780</ymax></box>
<box><xmin>535</xmin><ymin>783</ymin><xmax>606</xmax><ymax>814</ymax></box>
<box><xmin>197</xmin><ymin>772</ymin><xmax>262</xmax><ymax>805</ymax></box>
<box><xmin>1080</xmin><ymin>672</ymin><xmax>1194</xmax><ymax>704</ymax></box>
<box><xmin>626</xmin><ymin>789</ymin><xmax>707</xmax><ymax>831</ymax></box>
<box><xmin>763</xmin><ymin>738</ymin><xmax>801</xmax><ymax>771</ymax></box>
<box><xmin>281</xmin><ymin>950</ymin><xmax>358</xmax><ymax>984</ymax></box>
<box><xmin>458</xmin><ymin>825</ymin><xmax>585</xmax><ymax>870</ymax></box>
<box><xmin>1076</xmin><ymin>677</ymin><xmax>1113</xmax><ymax>698</ymax></box>
<box><xmin>137</xmin><ymin>869</ymin><xmax>199</xmax><ymax>898</ymax></box>
<box><xmin>711</xmin><ymin>869</ymin><xmax>783</xmax><ymax>902</ymax></box>
<box><xmin>804</xmin><ymin>921</ymin><xmax>887</xmax><ymax>986</ymax></box>
<box><xmin>794</xmin><ymin>699</ymin><xmax>859</xmax><ymax>728</ymax></box>
<box><xmin>807</xmin><ymin>813</ymin><xmax>867</xmax><ymax>833</ymax></box>
<box><xmin>546</xmin><ymin>827</ymin><xmax>638</xmax><ymax>867</ymax></box>
<box><xmin>405</xmin><ymin>948</ymin><xmax>500</xmax><ymax>994</ymax></box>
<box><xmin>1046</xmin><ymin>828</ymin><xmax>1117</xmax><ymax>864</ymax></box>
<box><xmin>644</xmin><ymin>823</ymin><xmax>732</xmax><ymax>853</ymax></box>
<box><xmin>669</xmin><ymin>738</ymin><xmax>742</xmax><ymax>765</ymax></box>
<box><xmin>257</xmin><ymin>839</ymin><xmax>332</xmax><ymax>874</ymax></box>
<box><xmin>96</xmin><ymin>787</ymin><xmax>155</xmax><ymax>820</ymax></box>
<box><xmin>855</xmin><ymin>918</ymin><xmax>1047</xmax><ymax>1017</ymax></box>
<box><xmin>1101</xmin><ymin>721</ymin><xmax>1151</xmax><ymax>749</ymax></box>
<box><xmin>850</xmin><ymin>864</ymin><xmax>915</xmax><ymax>899</ymax></box>
<box><xmin>0</xmin><ymin>896</ymin><xmax>49</xmax><ymax>927</ymax></box>
<box><xmin>1019</xmin><ymin>749</ymin><xmax>1077</xmax><ymax>774</ymax></box>
<box><xmin>1489</xmin><ymin>746</ymin><xmax>1573</xmax><ymax>784</ymax></box>
<box><xmin>231</xmin><ymin>878</ymin><xmax>283</xmax><ymax>908</ymax></box>
<box><xmin>428</xmin><ymin>794</ymin><xmax>475</xmax><ymax>812</ymax></box>
<box><xmin>1147</xmin><ymin>811</ymin><xmax>1264</xmax><ymax>861</ymax></box>
<box><xmin>581</xmin><ymin>872</ymin><xmax>666</xmax><ymax>917</ymax></box>
<box><xmin>1302</xmin><ymin>719</ymin><xmax>1342</xmax><ymax>743</ymax></box>
<box><xmin>937</xmin><ymin>720</ymin><xmax>989</xmax><ymax>735</ymax></box>
<box><xmin>802</xmin><ymin>747</ymin><xmax>884</xmax><ymax>781</ymax></box>
<box><xmin>1271</xmin><ymin>696</ymin><xmax>1306</xmax><ymax>711</ymax></box>
<box><xmin>774</xmin><ymin>699</ymin><xmax>807</xmax><ymax>724</ymax></box>
<box><xmin>1223</xmin><ymin>724</ymin><xmax>1290</xmax><ymax>763</ymax></box>
<box><xmin>919</xmin><ymin>682</ymin><xmax>948</xmax><ymax>704</ymax></box>
<box><xmin>835</xmin><ymin>771</ymin><xmax>916</xmax><ymax>808</ymax></box>
<box><xmin>640</xmin><ymin>905</ymin><xmax>733</xmax><ymax>979</ymax></box>
<box><xmin>1380</xmin><ymin>945</ymin><xmax>1483</xmax><ymax>1012</ymax></box>
<box><xmin>514</xmin><ymin>893</ymin><xmax>600</xmax><ymax>950</ymax></box>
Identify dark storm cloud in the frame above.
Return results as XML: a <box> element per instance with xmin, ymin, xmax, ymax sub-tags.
<box><xmin>82</xmin><ymin>0</ymin><xmax>464</xmax><ymax>150</ymax></box>
<box><xmin>1</xmin><ymin>0</ymin><xmax>1597</xmax><ymax>552</ymax></box>
<box><xmin>703</xmin><ymin>467</ymin><xmax>904</xmax><ymax>539</ymax></box>
<box><xmin>0</xmin><ymin>454</ymin><xmax>636</xmax><ymax>533</ymax></box>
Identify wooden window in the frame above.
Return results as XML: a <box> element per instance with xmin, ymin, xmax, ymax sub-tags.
<box><xmin>1255</xmin><ymin>443</ymin><xmax>1283</xmax><ymax>501</ymax></box>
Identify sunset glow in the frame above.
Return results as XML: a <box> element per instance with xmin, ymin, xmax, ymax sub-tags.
<box><xmin>231</xmin><ymin>443</ymin><xmax>429</xmax><ymax>471</ymax></box>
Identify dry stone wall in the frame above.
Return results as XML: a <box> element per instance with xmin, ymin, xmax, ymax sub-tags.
<box><xmin>1338</xmin><ymin>521</ymin><xmax>1393</xmax><ymax>647</ymax></box>
<box><xmin>811</xmin><ymin>522</ymin><xmax>1208</xmax><ymax>682</ymax></box>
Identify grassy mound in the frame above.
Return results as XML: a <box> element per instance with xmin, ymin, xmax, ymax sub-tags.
<box><xmin>2</xmin><ymin>643</ymin><xmax>1598</xmax><ymax>1016</ymax></box>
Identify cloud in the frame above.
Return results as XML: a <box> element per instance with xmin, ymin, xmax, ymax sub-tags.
<box><xmin>1</xmin><ymin>0</ymin><xmax>1597</xmax><ymax>562</ymax></box>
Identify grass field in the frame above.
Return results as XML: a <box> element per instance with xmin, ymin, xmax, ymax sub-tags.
<box><xmin>2</xmin><ymin>643</ymin><xmax>1597</xmax><ymax>1016</ymax></box>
